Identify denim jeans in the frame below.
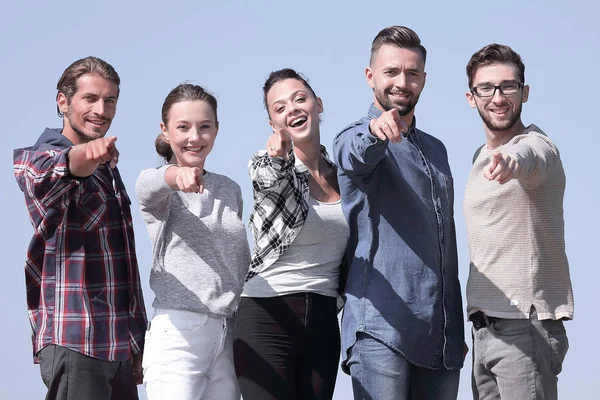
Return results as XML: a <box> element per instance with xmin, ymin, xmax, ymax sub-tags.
<box><xmin>347</xmin><ymin>332</ymin><xmax>459</xmax><ymax>400</ymax></box>
<box><xmin>38</xmin><ymin>344</ymin><xmax>138</xmax><ymax>400</ymax></box>
<box><xmin>142</xmin><ymin>309</ymin><xmax>238</xmax><ymax>400</ymax></box>
<box><xmin>471</xmin><ymin>314</ymin><xmax>569</xmax><ymax>400</ymax></box>
<box><xmin>233</xmin><ymin>293</ymin><xmax>340</xmax><ymax>400</ymax></box>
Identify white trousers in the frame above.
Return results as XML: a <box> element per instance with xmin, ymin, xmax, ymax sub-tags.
<box><xmin>142</xmin><ymin>309</ymin><xmax>239</xmax><ymax>400</ymax></box>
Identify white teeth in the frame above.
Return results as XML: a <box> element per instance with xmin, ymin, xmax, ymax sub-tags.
<box><xmin>187</xmin><ymin>147</ymin><xmax>202</xmax><ymax>151</ymax></box>
<box><xmin>291</xmin><ymin>117</ymin><xmax>307</xmax><ymax>127</ymax></box>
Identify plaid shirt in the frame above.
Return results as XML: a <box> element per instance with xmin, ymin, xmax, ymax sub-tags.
<box><xmin>13</xmin><ymin>128</ymin><xmax>147</xmax><ymax>362</ymax></box>
<box><xmin>246</xmin><ymin>146</ymin><xmax>337</xmax><ymax>281</ymax></box>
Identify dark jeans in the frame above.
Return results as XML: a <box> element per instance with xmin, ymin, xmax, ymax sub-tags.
<box><xmin>233</xmin><ymin>293</ymin><xmax>340</xmax><ymax>400</ymax></box>
<box><xmin>38</xmin><ymin>345</ymin><xmax>138</xmax><ymax>400</ymax></box>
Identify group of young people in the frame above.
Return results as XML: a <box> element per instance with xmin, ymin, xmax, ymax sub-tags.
<box><xmin>13</xmin><ymin>25</ymin><xmax>574</xmax><ymax>400</ymax></box>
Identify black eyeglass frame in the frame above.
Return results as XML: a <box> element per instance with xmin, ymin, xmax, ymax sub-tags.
<box><xmin>470</xmin><ymin>82</ymin><xmax>524</xmax><ymax>98</ymax></box>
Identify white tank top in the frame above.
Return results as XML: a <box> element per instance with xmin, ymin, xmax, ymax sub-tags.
<box><xmin>242</xmin><ymin>196</ymin><xmax>349</xmax><ymax>298</ymax></box>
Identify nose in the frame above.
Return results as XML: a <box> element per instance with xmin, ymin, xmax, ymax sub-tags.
<box><xmin>287</xmin><ymin>101</ymin><xmax>300</xmax><ymax>116</ymax></box>
<box><xmin>92</xmin><ymin>100</ymin><xmax>106</xmax><ymax>116</ymax></box>
<box><xmin>188</xmin><ymin>127</ymin><xmax>200</xmax><ymax>141</ymax></box>
<box><xmin>393</xmin><ymin>73</ymin><xmax>407</xmax><ymax>88</ymax></box>
<box><xmin>491</xmin><ymin>88</ymin><xmax>506</xmax><ymax>104</ymax></box>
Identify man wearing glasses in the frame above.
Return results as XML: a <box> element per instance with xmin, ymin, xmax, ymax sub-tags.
<box><xmin>463</xmin><ymin>44</ymin><xmax>574</xmax><ymax>400</ymax></box>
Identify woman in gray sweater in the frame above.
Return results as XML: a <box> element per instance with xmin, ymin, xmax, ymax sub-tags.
<box><xmin>136</xmin><ymin>84</ymin><xmax>250</xmax><ymax>400</ymax></box>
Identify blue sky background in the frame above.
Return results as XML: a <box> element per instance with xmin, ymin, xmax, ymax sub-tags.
<box><xmin>1</xmin><ymin>1</ymin><xmax>597</xmax><ymax>398</ymax></box>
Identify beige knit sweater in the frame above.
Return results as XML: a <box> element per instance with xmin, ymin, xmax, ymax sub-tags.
<box><xmin>463</xmin><ymin>124</ymin><xmax>574</xmax><ymax>320</ymax></box>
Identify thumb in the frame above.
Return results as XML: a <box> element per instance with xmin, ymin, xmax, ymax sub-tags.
<box><xmin>197</xmin><ymin>169</ymin><xmax>205</xmax><ymax>194</ymax></box>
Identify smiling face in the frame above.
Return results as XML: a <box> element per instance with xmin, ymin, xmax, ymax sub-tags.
<box><xmin>57</xmin><ymin>74</ymin><xmax>118</xmax><ymax>144</ymax></box>
<box><xmin>466</xmin><ymin>63</ymin><xmax>529</xmax><ymax>133</ymax></box>
<box><xmin>366</xmin><ymin>44</ymin><xmax>426</xmax><ymax>117</ymax></box>
<box><xmin>161</xmin><ymin>100</ymin><xmax>218</xmax><ymax>169</ymax></box>
<box><xmin>265</xmin><ymin>78</ymin><xmax>323</xmax><ymax>143</ymax></box>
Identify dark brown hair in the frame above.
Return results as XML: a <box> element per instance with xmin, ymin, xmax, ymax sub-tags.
<box><xmin>56</xmin><ymin>56</ymin><xmax>120</xmax><ymax>117</ymax></box>
<box><xmin>155</xmin><ymin>83</ymin><xmax>218</xmax><ymax>162</ymax></box>
<box><xmin>370</xmin><ymin>26</ymin><xmax>427</xmax><ymax>65</ymax></box>
<box><xmin>466</xmin><ymin>44</ymin><xmax>525</xmax><ymax>88</ymax></box>
<box><xmin>262</xmin><ymin>68</ymin><xmax>317</xmax><ymax>116</ymax></box>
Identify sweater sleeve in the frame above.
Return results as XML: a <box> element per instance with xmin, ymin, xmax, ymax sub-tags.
<box><xmin>135</xmin><ymin>165</ymin><xmax>176</xmax><ymax>220</ymax></box>
<box><xmin>508</xmin><ymin>133</ymin><xmax>560</xmax><ymax>190</ymax></box>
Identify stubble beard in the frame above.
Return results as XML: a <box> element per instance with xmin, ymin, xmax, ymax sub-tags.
<box><xmin>375</xmin><ymin>87</ymin><xmax>420</xmax><ymax>116</ymax></box>
<box><xmin>64</xmin><ymin>105</ymin><xmax>107</xmax><ymax>143</ymax></box>
<box><xmin>478</xmin><ymin>102</ymin><xmax>523</xmax><ymax>131</ymax></box>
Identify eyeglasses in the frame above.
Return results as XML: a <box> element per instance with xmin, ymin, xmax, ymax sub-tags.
<box><xmin>471</xmin><ymin>82</ymin><xmax>523</xmax><ymax>98</ymax></box>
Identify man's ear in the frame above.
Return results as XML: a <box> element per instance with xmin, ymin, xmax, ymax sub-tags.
<box><xmin>317</xmin><ymin>97</ymin><xmax>323</xmax><ymax>114</ymax></box>
<box><xmin>57</xmin><ymin>93</ymin><xmax>69</xmax><ymax>115</ymax></box>
<box><xmin>466</xmin><ymin>91</ymin><xmax>477</xmax><ymax>109</ymax></box>
<box><xmin>522</xmin><ymin>84</ymin><xmax>530</xmax><ymax>104</ymax></box>
<box><xmin>365</xmin><ymin>67</ymin><xmax>375</xmax><ymax>90</ymax></box>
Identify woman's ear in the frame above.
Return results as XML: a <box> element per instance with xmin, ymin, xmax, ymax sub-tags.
<box><xmin>160</xmin><ymin>122</ymin><xmax>169</xmax><ymax>141</ymax></box>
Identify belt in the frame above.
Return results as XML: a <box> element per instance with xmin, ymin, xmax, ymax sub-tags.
<box><xmin>469</xmin><ymin>311</ymin><xmax>501</xmax><ymax>330</ymax></box>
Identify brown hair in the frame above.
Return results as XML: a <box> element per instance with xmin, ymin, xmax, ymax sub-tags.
<box><xmin>466</xmin><ymin>44</ymin><xmax>525</xmax><ymax>88</ymax></box>
<box><xmin>262</xmin><ymin>68</ymin><xmax>317</xmax><ymax>116</ymax></box>
<box><xmin>370</xmin><ymin>26</ymin><xmax>427</xmax><ymax>65</ymax></box>
<box><xmin>56</xmin><ymin>56</ymin><xmax>120</xmax><ymax>117</ymax></box>
<box><xmin>155</xmin><ymin>83</ymin><xmax>218</xmax><ymax>162</ymax></box>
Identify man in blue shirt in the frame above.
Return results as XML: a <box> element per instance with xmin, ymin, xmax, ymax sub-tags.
<box><xmin>333</xmin><ymin>26</ymin><xmax>464</xmax><ymax>400</ymax></box>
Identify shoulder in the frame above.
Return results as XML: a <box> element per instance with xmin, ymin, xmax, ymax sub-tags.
<box><xmin>207</xmin><ymin>171</ymin><xmax>242</xmax><ymax>191</ymax></box>
<box><xmin>418</xmin><ymin>128</ymin><xmax>445</xmax><ymax>148</ymax></box>
<box><xmin>334</xmin><ymin>116</ymin><xmax>371</xmax><ymax>141</ymax></box>
<box><xmin>511</xmin><ymin>125</ymin><xmax>559</xmax><ymax>153</ymax></box>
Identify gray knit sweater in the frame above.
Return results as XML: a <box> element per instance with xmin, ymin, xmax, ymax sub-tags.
<box><xmin>136</xmin><ymin>165</ymin><xmax>250</xmax><ymax>317</ymax></box>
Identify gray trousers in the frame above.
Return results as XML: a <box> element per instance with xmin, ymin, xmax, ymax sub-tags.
<box><xmin>38</xmin><ymin>345</ymin><xmax>138</xmax><ymax>400</ymax></box>
<box><xmin>471</xmin><ymin>313</ymin><xmax>569</xmax><ymax>400</ymax></box>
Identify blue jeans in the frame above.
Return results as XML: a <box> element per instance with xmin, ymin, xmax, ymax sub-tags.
<box><xmin>471</xmin><ymin>314</ymin><xmax>569</xmax><ymax>400</ymax></box>
<box><xmin>347</xmin><ymin>332</ymin><xmax>460</xmax><ymax>400</ymax></box>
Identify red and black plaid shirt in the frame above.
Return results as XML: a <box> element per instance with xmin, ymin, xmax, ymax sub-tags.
<box><xmin>13</xmin><ymin>128</ymin><xmax>147</xmax><ymax>362</ymax></box>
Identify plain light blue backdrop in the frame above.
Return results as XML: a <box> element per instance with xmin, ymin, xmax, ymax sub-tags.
<box><xmin>1</xmin><ymin>1</ymin><xmax>597</xmax><ymax>398</ymax></box>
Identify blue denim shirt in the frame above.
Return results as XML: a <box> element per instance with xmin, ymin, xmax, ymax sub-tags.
<box><xmin>333</xmin><ymin>105</ymin><xmax>464</xmax><ymax>370</ymax></box>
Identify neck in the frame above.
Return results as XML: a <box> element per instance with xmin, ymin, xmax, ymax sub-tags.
<box><xmin>485</xmin><ymin>120</ymin><xmax>526</xmax><ymax>150</ymax></box>
<box><xmin>62</xmin><ymin>121</ymin><xmax>84</xmax><ymax>145</ymax></box>
<box><xmin>294</xmin><ymin>135</ymin><xmax>322</xmax><ymax>172</ymax></box>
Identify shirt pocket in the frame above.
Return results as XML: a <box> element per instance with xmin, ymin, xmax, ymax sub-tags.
<box><xmin>78</xmin><ymin>192</ymin><xmax>107</xmax><ymax>231</ymax></box>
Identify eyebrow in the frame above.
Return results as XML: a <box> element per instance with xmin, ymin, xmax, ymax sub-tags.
<box><xmin>475</xmin><ymin>79</ymin><xmax>519</xmax><ymax>86</ymax></box>
<box><xmin>81</xmin><ymin>92</ymin><xmax>118</xmax><ymax>100</ymax></box>
<box><xmin>174</xmin><ymin>119</ymin><xmax>214</xmax><ymax>124</ymax></box>
<box><xmin>271</xmin><ymin>90</ymin><xmax>307</xmax><ymax>107</ymax></box>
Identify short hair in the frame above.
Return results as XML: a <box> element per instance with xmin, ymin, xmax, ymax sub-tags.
<box><xmin>370</xmin><ymin>26</ymin><xmax>427</xmax><ymax>65</ymax></box>
<box><xmin>56</xmin><ymin>56</ymin><xmax>120</xmax><ymax>117</ymax></box>
<box><xmin>262</xmin><ymin>68</ymin><xmax>317</xmax><ymax>114</ymax></box>
<box><xmin>155</xmin><ymin>83</ymin><xmax>218</xmax><ymax>162</ymax></box>
<box><xmin>466</xmin><ymin>44</ymin><xmax>525</xmax><ymax>88</ymax></box>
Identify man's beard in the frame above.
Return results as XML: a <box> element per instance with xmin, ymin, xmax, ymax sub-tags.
<box><xmin>375</xmin><ymin>87</ymin><xmax>420</xmax><ymax>116</ymax></box>
<box><xmin>478</xmin><ymin>102</ymin><xmax>523</xmax><ymax>131</ymax></box>
<box><xmin>65</xmin><ymin>106</ymin><xmax>106</xmax><ymax>143</ymax></box>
